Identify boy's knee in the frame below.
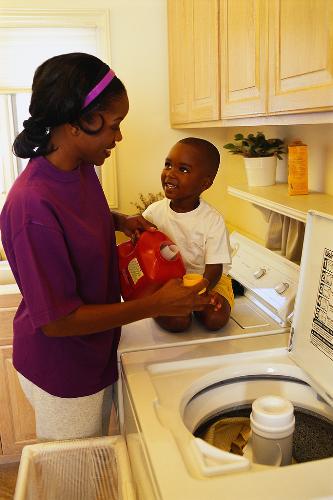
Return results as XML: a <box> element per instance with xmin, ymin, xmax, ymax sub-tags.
<box><xmin>195</xmin><ymin>296</ymin><xmax>231</xmax><ymax>331</ymax></box>
<box><xmin>155</xmin><ymin>315</ymin><xmax>192</xmax><ymax>333</ymax></box>
<box><xmin>203</xmin><ymin>312</ymin><xmax>229</xmax><ymax>331</ymax></box>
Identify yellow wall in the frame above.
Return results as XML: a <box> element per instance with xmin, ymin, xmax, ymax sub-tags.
<box><xmin>3</xmin><ymin>0</ymin><xmax>333</xmax><ymax>246</ymax></box>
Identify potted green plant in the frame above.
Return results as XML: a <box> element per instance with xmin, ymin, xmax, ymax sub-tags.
<box><xmin>223</xmin><ymin>132</ymin><xmax>286</xmax><ymax>187</ymax></box>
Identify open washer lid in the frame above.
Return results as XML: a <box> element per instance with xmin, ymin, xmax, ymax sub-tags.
<box><xmin>289</xmin><ymin>210</ymin><xmax>333</xmax><ymax>406</ymax></box>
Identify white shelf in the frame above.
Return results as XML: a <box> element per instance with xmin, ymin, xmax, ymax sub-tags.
<box><xmin>227</xmin><ymin>184</ymin><xmax>333</xmax><ymax>223</ymax></box>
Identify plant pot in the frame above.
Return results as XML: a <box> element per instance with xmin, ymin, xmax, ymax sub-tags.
<box><xmin>243</xmin><ymin>156</ymin><xmax>277</xmax><ymax>187</ymax></box>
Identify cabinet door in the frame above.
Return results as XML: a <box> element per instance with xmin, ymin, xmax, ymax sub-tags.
<box><xmin>0</xmin><ymin>346</ymin><xmax>37</xmax><ymax>456</ymax></box>
<box><xmin>189</xmin><ymin>0</ymin><xmax>220</xmax><ymax>122</ymax></box>
<box><xmin>269</xmin><ymin>0</ymin><xmax>333</xmax><ymax>113</ymax></box>
<box><xmin>0</xmin><ymin>307</ymin><xmax>15</xmax><ymax>346</ymax></box>
<box><xmin>168</xmin><ymin>0</ymin><xmax>220</xmax><ymax>124</ymax></box>
<box><xmin>221</xmin><ymin>0</ymin><xmax>267</xmax><ymax>118</ymax></box>
<box><xmin>168</xmin><ymin>0</ymin><xmax>190</xmax><ymax>124</ymax></box>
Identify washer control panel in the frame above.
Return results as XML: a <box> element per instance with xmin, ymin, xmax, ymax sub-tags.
<box><xmin>230</xmin><ymin>232</ymin><xmax>300</xmax><ymax>324</ymax></box>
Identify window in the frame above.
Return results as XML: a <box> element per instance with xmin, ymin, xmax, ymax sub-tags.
<box><xmin>0</xmin><ymin>93</ymin><xmax>30</xmax><ymax>199</ymax></box>
<box><xmin>0</xmin><ymin>9</ymin><xmax>118</xmax><ymax>208</ymax></box>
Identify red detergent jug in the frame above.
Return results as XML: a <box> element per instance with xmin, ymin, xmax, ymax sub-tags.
<box><xmin>118</xmin><ymin>230</ymin><xmax>186</xmax><ymax>300</ymax></box>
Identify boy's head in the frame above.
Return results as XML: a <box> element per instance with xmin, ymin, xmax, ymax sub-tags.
<box><xmin>162</xmin><ymin>137</ymin><xmax>220</xmax><ymax>207</ymax></box>
<box><xmin>178</xmin><ymin>137</ymin><xmax>220</xmax><ymax>179</ymax></box>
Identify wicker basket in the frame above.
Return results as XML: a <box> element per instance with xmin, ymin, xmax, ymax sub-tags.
<box><xmin>14</xmin><ymin>435</ymin><xmax>136</xmax><ymax>500</ymax></box>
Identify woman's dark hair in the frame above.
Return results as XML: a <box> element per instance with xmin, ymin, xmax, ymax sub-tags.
<box><xmin>13</xmin><ymin>52</ymin><xmax>127</xmax><ymax>159</ymax></box>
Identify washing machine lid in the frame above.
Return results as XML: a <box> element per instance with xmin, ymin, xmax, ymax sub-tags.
<box><xmin>289</xmin><ymin>210</ymin><xmax>333</xmax><ymax>406</ymax></box>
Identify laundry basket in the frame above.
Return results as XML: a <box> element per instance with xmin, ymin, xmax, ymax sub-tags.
<box><xmin>14</xmin><ymin>435</ymin><xmax>136</xmax><ymax>500</ymax></box>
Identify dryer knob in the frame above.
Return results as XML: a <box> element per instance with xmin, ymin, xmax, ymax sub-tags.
<box><xmin>275</xmin><ymin>282</ymin><xmax>289</xmax><ymax>294</ymax></box>
<box><xmin>253</xmin><ymin>268</ymin><xmax>266</xmax><ymax>279</ymax></box>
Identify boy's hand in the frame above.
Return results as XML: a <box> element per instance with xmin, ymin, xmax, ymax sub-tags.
<box><xmin>124</xmin><ymin>215</ymin><xmax>157</xmax><ymax>239</ymax></box>
<box><xmin>113</xmin><ymin>212</ymin><xmax>157</xmax><ymax>238</ymax></box>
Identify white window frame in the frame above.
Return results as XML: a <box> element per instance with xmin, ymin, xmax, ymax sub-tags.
<box><xmin>0</xmin><ymin>8</ymin><xmax>118</xmax><ymax>208</ymax></box>
<box><xmin>0</xmin><ymin>95</ymin><xmax>18</xmax><ymax>200</ymax></box>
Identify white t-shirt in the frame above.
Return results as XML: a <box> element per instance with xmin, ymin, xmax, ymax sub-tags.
<box><xmin>143</xmin><ymin>198</ymin><xmax>231</xmax><ymax>275</ymax></box>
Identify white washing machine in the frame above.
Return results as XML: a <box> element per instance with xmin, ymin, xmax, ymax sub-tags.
<box><xmin>116</xmin><ymin>230</ymin><xmax>299</xmax><ymax>430</ymax></box>
<box><xmin>120</xmin><ymin>211</ymin><xmax>333</xmax><ymax>500</ymax></box>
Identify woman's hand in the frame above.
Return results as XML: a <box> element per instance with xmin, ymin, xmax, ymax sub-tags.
<box><xmin>112</xmin><ymin>211</ymin><xmax>156</xmax><ymax>238</ymax></box>
<box><xmin>151</xmin><ymin>278</ymin><xmax>214</xmax><ymax>317</ymax></box>
<box><xmin>207</xmin><ymin>290</ymin><xmax>223</xmax><ymax>312</ymax></box>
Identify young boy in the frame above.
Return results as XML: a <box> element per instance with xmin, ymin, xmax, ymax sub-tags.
<box><xmin>143</xmin><ymin>137</ymin><xmax>234</xmax><ymax>332</ymax></box>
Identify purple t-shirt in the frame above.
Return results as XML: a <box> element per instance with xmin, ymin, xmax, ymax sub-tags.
<box><xmin>0</xmin><ymin>157</ymin><xmax>121</xmax><ymax>397</ymax></box>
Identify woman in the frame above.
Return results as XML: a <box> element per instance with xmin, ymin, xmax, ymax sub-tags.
<box><xmin>0</xmin><ymin>52</ymin><xmax>210</xmax><ymax>440</ymax></box>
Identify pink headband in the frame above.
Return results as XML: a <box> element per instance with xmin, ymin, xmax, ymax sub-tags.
<box><xmin>82</xmin><ymin>69</ymin><xmax>116</xmax><ymax>109</ymax></box>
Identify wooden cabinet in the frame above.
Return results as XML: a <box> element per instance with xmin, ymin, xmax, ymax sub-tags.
<box><xmin>0</xmin><ymin>347</ymin><xmax>37</xmax><ymax>456</ymax></box>
<box><xmin>167</xmin><ymin>0</ymin><xmax>188</xmax><ymax>124</ymax></box>
<box><xmin>0</xmin><ymin>289</ymin><xmax>37</xmax><ymax>458</ymax></box>
<box><xmin>168</xmin><ymin>0</ymin><xmax>333</xmax><ymax>125</ymax></box>
<box><xmin>220</xmin><ymin>0</ymin><xmax>267</xmax><ymax>118</ymax></box>
<box><xmin>168</xmin><ymin>0</ymin><xmax>220</xmax><ymax>125</ymax></box>
<box><xmin>221</xmin><ymin>0</ymin><xmax>333</xmax><ymax>119</ymax></box>
<box><xmin>268</xmin><ymin>0</ymin><xmax>333</xmax><ymax>114</ymax></box>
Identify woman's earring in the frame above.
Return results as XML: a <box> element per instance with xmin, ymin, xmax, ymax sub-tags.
<box><xmin>70</xmin><ymin>125</ymin><xmax>81</xmax><ymax>136</ymax></box>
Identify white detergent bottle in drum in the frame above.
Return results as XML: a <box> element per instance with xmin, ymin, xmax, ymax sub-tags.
<box><xmin>250</xmin><ymin>395</ymin><xmax>295</xmax><ymax>466</ymax></box>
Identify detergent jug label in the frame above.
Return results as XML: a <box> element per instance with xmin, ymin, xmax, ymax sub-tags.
<box><xmin>128</xmin><ymin>258</ymin><xmax>144</xmax><ymax>285</ymax></box>
<box><xmin>311</xmin><ymin>247</ymin><xmax>333</xmax><ymax>361</ymax></box>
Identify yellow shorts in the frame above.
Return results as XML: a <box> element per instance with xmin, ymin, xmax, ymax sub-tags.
<box><xmin>212</xmin><ymin>274</ymin><xmax>235</xmax><ymax>309</ymax></box>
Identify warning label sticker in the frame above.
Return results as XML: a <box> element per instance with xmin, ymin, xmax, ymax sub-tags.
<box><xmin>128</xmin><ymin>258</ymin><xmax>144</xmax><ymax>285</ymax></box>
<box><xmin>311</xmin><ymin>248</ymin><xmax>333</xmax><ymax>361</ymax></box>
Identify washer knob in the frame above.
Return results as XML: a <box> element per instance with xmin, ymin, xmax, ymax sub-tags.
<box><xmin>253</xmin><ymin>268</ymin><xmax>266</xmax><ymax>279</ymax></box>
<box><xmin>275</xmin><ymin>282</ymin><xmax>289</xmax><ymax>294</ymax></box>
<box><xmin>231</xmin><ymin>242</ymin><xmax>240</xmax><ymax>257</ymax></box>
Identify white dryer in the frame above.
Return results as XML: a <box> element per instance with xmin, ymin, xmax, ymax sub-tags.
<box><xmin>120</xmin><ymin>211</ymin><xmax>333</xmax><ymax>500</ymax></box>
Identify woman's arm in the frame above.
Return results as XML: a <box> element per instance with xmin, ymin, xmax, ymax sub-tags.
<box><xmin>42</xmin><ymin>277</ymin><xmax>211</xmax><ymax>337</ymax></box>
